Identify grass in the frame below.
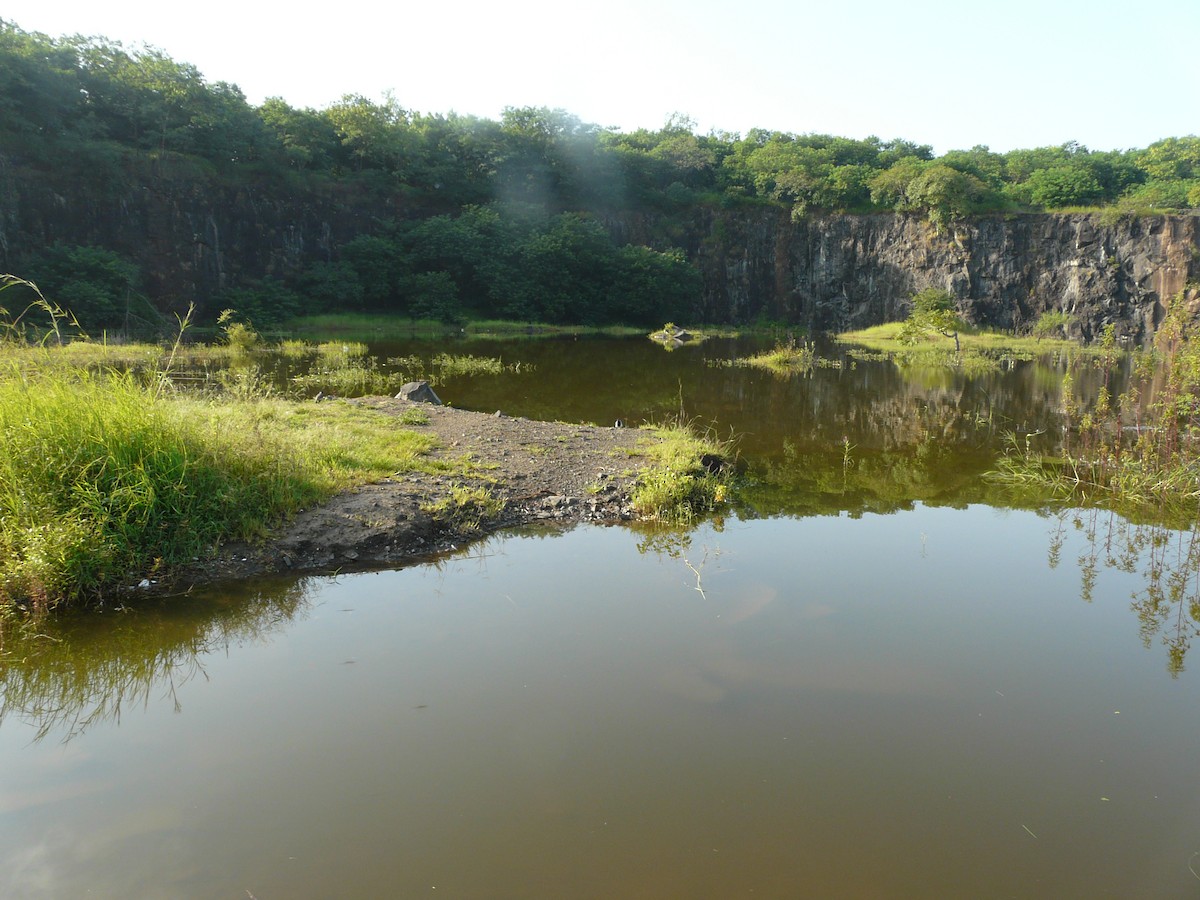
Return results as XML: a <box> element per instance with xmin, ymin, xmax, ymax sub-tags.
<box><xmin>626</xmin><ymin>420</ymin><xmax>735</xmax><ymax>523</ymax></box>
<box><xmin>315</xmin><ymin>340</ymin><xmax>369</xmax><ymax>362</ymax></box>
<box><xmin>283</xmin><ymin>313</ymin><xmax>648</xmax><ymax>340</ymax></box>
<box><xmin>420</xmin><ymin>485</ymin><xmax>507</xmax><ymax>532</ymax></box>
<box><xmin>291</xmin><ymin>366</ymin><xmax>411</xmax><ymax>396</ymax></box>
<box><xmin>283</xmin><ymin>313</ymin><xmax>453</xmax><ymax>338</ymax></box>
<box><xmin>0</xmin><ymin>363</ymin><xmax>452</xmax><ymax>612</ymax></box>
<box><xmin>430</xmin><ymin>352</ymin><xmax>533</xmax><ymax>378</ymax></box>
<box><xmin>384</xmin><ymin>352</ymin><xmax>534</xmax><ymax>385</ymax></box>
<box><xmin>835</xmin><ymin>322</ymin><xmax>1095</xmax><ymax>375</ymax></box>
<box><xmin>713</xmin><ymin>339</ymin><xmax>843</xmax><ymax>375</ymax></box>
<box><xmin>839</xmin><ymin>321</ymin><xmax>1079</xmax><ymax>354</ymax></box>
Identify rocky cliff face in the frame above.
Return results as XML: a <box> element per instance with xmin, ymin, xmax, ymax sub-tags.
<box><xmin>3</xmin><ymin>152</ymin><xmax>1197</xmax><ymax>341</ymax></box>
<box><xmin>688</xmin><ymin>208</ymin><xmax>1199</xmax><ymax>343</ymax></box>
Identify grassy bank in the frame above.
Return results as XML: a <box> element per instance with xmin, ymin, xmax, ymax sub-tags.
<box><xmin>0</xmin><ymin>358</ymin><xmax>732</xmax><ymax>614</ymax></box>
<box><xmin>840</xmin><ymin>322</ymin><xmax>1079</xmax><ymax>355</ymax></box>
<box><xmin>0</xmin><ymin>365</ymin><xmax>449</xmax><ymax>612</ymax></box>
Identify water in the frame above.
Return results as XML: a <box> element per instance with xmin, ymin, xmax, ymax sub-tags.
<box><xmin>2</xmin><ymin>337</ymin><xmax>1198</xmax><ymax>898</ymax></box>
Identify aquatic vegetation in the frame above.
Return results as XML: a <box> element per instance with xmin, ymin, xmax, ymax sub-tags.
<box><xmin>627</xmin><ymin>421</ymin><xmax>735</xmax><ymax>523</ymax></box>
<box><xmin>383</xmin><ymin>352</ymin><xmax>533</xmax><ymax>384</ymax></box>
<box><xmin>277</xmin><ymin>339</ymin><xmax>312</xmax><ymax>358</ymax></box>
<box><xmin>291</xmin><ymin>360</ymin><xmax>409</xmax><ymax>396</ymax></box>
<box><xmin>315</xmin><ymin>340</ymin><xmax>369</xmax><ymax>363</ymax></box>
<box><xmin>715</xmin><ymin>338</ymin><xmax>839</xmax><ymax>375</ymax></box>
<box><xmin>991</xmin><ymin>293</ymin><xmax>1200</xmax><ymax>519</ymax></box>
<box><xmin>431</xmin><ymin>352</ymin><xmax>533</xmax><ymax>378</ymax></box>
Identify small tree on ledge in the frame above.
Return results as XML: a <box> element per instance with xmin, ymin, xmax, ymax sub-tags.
<box><xmin>900</xmin><ymin>288</ymin><xmax>963</xmax><ymax>351</ymax></box>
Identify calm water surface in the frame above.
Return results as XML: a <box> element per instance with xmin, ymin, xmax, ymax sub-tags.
<box><xmin>2</xmin><ymin>337</ymin><xmax>1198</xmax><ymax>898</ymax></box>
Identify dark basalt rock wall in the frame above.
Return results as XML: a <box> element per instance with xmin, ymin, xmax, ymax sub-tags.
<box><xmin>2</xmin><ymin>151</ymin><xmax>1197</xmax><ymax>342</ymax></box>
<box><xmin>682</xmin><ymin>207</ymin><xmax>1198</xmax><ymax>343</ymax></box>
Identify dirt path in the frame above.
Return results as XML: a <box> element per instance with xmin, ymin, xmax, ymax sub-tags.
<box><xmin>188</xmin><ymin>398</ymin><xmax>662</xmax><ymax>585</ymax></box>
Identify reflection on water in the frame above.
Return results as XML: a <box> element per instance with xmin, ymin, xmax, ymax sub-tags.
<box><xmin>3</xmin><ymin>337</ymin><xmax>1199</xmax><ymax>896</ymax></box>
<box><xmin>1050</xmin><ymin>509</ymin><xmax>1200</xmax><ymax>676</ymax></box>
<box><xmin>1</xmin><ymin>578</ymin><xmax>312</xmax><ymax>741</ymax></box>
<box><xmin>2</xmin><ymin>515</ymin><xmax>1200</xmax><ymax>896</ymax></box>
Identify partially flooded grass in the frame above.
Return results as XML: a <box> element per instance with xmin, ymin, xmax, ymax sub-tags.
<box><xmin>990</xmin><ymin>295</ymin><xmax>1200</xmax><ymax>522</ymax></box>
<box><xmin>741</xmin><ymin>340</ymin><xmax>817</xmax><ymax>372</ymax></box>
<box><xmin>385</xmin><ymin>352</ymin><xmax>535</xmax><ymax>384</ymax></box>
<box><xmin>283</xmin><ymin>313</ymin><xmax>452</xmax><ymax>339</ymax></box>
<box><xmin>835</xmin><ymin>324</ymin><xmax>1053</xmax><ymax>374</ymax></box>
<box><xmin>315</xmin><ymin>341</ymin><xmax>369</xmax><ymax>363</ymax></box>
<box><xmin>284</xmin><ymin>313</ymin><xmax>647</xmax><ymax>341</ymax></box>
<box><xmin>291</xmin><ymin>364</ymin><xmax>411</xmax><ymax>396</ymax></box>
<box><xmin>841</xmin><ymin>322</ymin><xmax>1082</xmax><ymax>355</ymax></box>
<box><xmin>709</xmin><ymin>339</ymin><xmax>845</xmax><ymax>376</ymax></box>
<box><xmin>431</xmin><ymin>352</ymin><xmax>533</xmax><ymax>378</ymax></box>
<box><xmin>625</xmin><ymin>421</ymin><xmax>735</xmax><ymax>523</ymax></box>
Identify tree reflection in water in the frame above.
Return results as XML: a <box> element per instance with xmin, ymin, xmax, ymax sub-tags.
<box><xmin>1051</xmin><ymin>508</ymin><xmax>1200</xmax><ymax>676</ymax></box>
<box><xmin>0</xmin><ymin>577</ymin><xmax>312</xmax><ymax>741</ymax></box>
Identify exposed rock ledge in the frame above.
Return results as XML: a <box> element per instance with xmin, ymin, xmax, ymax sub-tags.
<box><xmin>173</xmin><ymin>399</ymin><xmax>661</xmax><ymax>588</ymax></box>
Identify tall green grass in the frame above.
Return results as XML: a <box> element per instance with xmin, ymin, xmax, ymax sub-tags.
<box><xmin>0</xmin><ymin>365</ymin><xmax>442</xmax><ymax>611</ymax></box>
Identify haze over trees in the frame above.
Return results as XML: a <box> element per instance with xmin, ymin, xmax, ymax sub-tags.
<box><xmin>1</xmin><ymin>20</ymin><xmax>1197</xmax><ymax>330</ymax></box>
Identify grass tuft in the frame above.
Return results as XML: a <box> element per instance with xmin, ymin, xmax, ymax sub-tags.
<box><xmin>628</xmin><ymin>420</ymin><xmax>735</xmax><ymax>523</ymax></box>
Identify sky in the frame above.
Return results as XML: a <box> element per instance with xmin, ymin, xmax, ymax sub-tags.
<box><xmin>4</xmin><ymin>0</ymin><xmax>1197</xmax><ymax>155</ymax></box>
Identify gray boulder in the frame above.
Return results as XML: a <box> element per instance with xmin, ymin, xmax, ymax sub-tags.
<box><xmin>395</xmin><ymin>380</ymin><xmax>442</xmax><ymax>405</ymax></box>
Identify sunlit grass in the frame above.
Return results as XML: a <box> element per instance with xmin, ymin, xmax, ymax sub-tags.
<box><xmin>315</xmin><ymin>340</ymin><xmax>368</xmax><ymax>363</ymax></box>
<box><xmin>291</xmin><ymin>363</ymin><xmax>410</xmax><ymax>396</ymax></box>
<box><xmin>625</xmin><ymin>421</ymin><xmax>734</xmax><ymax>523</ymax></box>
<box><xmin>0</xmin><ymin>366</ymin><xmax>446</xmax><ymax>611</ymax></box>
<box><xmin>840</xmin><ymin>322</ymin><xmax>1080</xmax><ymax>354</ymax></box>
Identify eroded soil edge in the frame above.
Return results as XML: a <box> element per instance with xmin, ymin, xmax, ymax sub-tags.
<box><xmin>183</xmin><ymin>399</ymin><xmax>661</xmax><ymax>586</ymax></box>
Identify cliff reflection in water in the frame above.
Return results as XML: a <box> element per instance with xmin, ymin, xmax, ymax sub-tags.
<box><xmin>0</xmin><ymin>577</ymin><xmax>312</xmax><ymax>741</ymax></box>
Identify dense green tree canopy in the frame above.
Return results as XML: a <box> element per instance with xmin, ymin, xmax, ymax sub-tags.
<box><xmin>1</xmin><ymin>18</ymin><xmax>1196</xmax><ymax>330</ymax></box>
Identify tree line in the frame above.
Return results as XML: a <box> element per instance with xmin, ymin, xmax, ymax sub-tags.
<box><xmin>2</xmin><ymin>20</ymin><xmax>1198</xmax><ymax>330</ymax></box>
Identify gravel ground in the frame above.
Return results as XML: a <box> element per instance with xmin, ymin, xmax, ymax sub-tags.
<box><xmin>171</xmin><ymin>397</ymin><xmax>664</xmax><ymax>587</ymax></box>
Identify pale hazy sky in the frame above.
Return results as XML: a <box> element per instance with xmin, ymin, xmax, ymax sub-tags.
<box><xmin>4</xmin><ymin>0</ymin><xmax>1197</xmax><ymax>155</ymax></box>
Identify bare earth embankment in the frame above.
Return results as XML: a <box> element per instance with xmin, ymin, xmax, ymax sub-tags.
<box><xmin>189</xmin><ymin>399</ymin><xmax>662</xmax><ymax>585</ymax></box>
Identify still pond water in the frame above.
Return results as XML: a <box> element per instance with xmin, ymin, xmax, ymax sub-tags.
<box><xmin>2</xmin><ymin>336</ymin><xmax>1199</xmax><ymax>898</ymax></box>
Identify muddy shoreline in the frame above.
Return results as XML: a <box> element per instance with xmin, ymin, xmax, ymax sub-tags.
<box><xmin>171</xmin><ymin>398</ymin><xmax>665</xmax><ymax>588</ymax></box>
